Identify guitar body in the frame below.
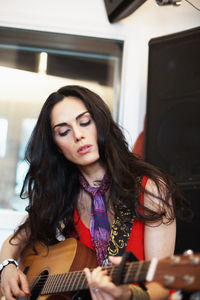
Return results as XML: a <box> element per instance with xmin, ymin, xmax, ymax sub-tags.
<box><xmin>18</xmin><ymin>238</ymin><xmax>97</xmax><ymax>300</ymax></box>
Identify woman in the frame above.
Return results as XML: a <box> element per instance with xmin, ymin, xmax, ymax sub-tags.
<box><xmin>0</xmin><ymin>85</ymin><xmax>189</xmax><ymax>300</ymax></box>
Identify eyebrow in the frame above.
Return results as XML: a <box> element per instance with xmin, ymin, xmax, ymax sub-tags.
<box><xmin>53</xmin><ymin>111</ymin><xmax>89</xmax><ymax>129</ymax></box>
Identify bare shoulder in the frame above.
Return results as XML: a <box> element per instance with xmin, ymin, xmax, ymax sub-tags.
<box><xmin>144</xmin><ymin>178</ymin><xmax>167</xmax><ymax>208</ymax></box>
<box><xmin>144</xmin><ymin>177</ymin><xmax>174</xmax><ymax>223</ymax></box>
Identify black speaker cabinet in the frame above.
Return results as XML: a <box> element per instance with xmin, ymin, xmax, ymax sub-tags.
<box><xmin>104</xmin><ymin>0</ymin><xmax>147</xmax><ymax>23</ymax></box>
<box><xmin>145</xmin><ymin>27</ymin><xmax>200</xmax><ymax>253</ymax></box>
<box><xmin>145</xmin><ymin>27</ymin><xmax>200</xmax><ymax>188</ymax></box>
<box><xmin>175</xmin><ymin>187</ymin><xmax>200</xmax><ymax>253</ymax></box>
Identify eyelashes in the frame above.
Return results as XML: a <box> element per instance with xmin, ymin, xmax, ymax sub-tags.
<box><xmin>59</xmin><ymin>129</ymin><xmax>70</xmax><ymax>137</ymax></box>
<box><xmin>58</xmin><ymin>119</ymin><xmax>92</xmax><ymax>137</ymax></box>
<box><xmin>80</xmin><ymin>119</ymin><xmax>91</xmax><ymax>127</ymax></box>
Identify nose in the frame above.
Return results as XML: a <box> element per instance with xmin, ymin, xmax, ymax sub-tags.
<box><xmin>72</xmin><ymin>125</ymin><xmax>84</xmax><ymax>142</ymax></box>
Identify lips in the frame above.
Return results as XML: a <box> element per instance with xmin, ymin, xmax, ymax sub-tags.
<box><xmin>77</xmin><ymin>145</ymin><xmax>92</xmax><ymax>154</ymax></box>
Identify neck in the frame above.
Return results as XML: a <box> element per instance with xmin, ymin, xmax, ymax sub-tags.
<box><xmin>79</xmin><ymin>161</ymin><xmax>106</xmax><ymax>187</ymax></box>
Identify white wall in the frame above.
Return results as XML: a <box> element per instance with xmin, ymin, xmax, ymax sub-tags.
<box><xmin>0</xmin><ymin>0</ymin><xmax>199</xmax><ymax>242</ymax></box>
<box><xmin>0</xmin><ymin>210</ymin><xmax>27</xmax><ymax>248</ymax></box>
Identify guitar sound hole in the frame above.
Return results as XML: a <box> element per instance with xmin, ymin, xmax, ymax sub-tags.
<box><xmin>30</xmin><ymin>270</ymin><xmax>49</xmax><ymax>300</ymax></box>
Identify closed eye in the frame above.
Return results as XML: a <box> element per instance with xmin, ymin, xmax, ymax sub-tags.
<box><xmin>57</xmin><ymin>118</ymin><xmax>91</xmax><ymax>136</ymax></box>
<box><xmin>59</xmin><ymin>129</ymin><xmax>70</xmax><ymax>136</ymax></box>
<box><xmin>80</xmin><ymin>119</ymin><xmax>91</xmax><ymax>126</ymax></box>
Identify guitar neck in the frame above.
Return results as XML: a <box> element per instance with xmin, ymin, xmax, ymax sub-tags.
<box><xmin>41</xmin><ymin>260</ymin><xmax>151</xmax><ymax>295</ymax></box>
<box><xmin>21</xmin><ymin>237</ymin><xmax>200</xmax><ymax>295</ymax></box>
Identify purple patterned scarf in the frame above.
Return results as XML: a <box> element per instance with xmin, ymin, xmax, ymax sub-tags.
<box><xmin>79</xmin><ymin>173</ymin><xmax>111</xmax><ymax>266</ymax></box>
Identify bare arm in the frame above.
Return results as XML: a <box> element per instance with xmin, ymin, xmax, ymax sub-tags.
<box><xmin>144</xmin><ymin>179</ymin><xmax>176</xmax><ymax>300</ymax></box>
<box><xmin>0</xmin><ymin>231</ymin><xmax>30</xmax><ymax>300</ymax></box>
<box><xmin>0</xmin><ymin>232</ymin><xmax>28</xmax><ymax>261</ymax></box>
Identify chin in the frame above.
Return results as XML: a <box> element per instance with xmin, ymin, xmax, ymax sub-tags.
<box><xmin>78</xmin><ymin>156</ymin><xmax>100</xmax><ymax>168</ymax></box>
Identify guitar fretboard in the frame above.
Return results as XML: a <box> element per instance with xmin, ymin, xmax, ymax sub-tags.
<box><xmin>41</xmin><ymin>260</ymin><xmax>150</xmax><ymax>295</ymax></box>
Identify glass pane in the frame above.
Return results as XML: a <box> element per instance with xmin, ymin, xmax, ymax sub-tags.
<box><xmin>0</xmin><ymin>118</ymin><xmax>8</xmax><ymax>158</ymax></box>
<box><xmin>0</xmin><ymin>27</ymin><xmax>123</xmax><ymax>212</ymax></box>
<box><xmin>15</xmin><ymin>118</ymin><xmax>37</xmax><ymax>209</ymax></box>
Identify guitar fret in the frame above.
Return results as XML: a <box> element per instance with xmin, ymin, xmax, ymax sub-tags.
<box><xmin>54</xmin><ymin>274</ymin><xmax>61</xmax><ymax>292</ymax></box>
<box><xmin>121</xmin><ymin>265</ymin><xmax>130</xmax><ymax>284</ymax></box>
<box><xmin>60</xmin><ymin>273</ymin><xmax>68</xmax><ymax>292</ymax></box>
<box><xmin>50</xmin><ymin>275</ymin><xmax>58</xmax><ymax>293</ymax></box>
<box><xmin>80</xmin><ymin>273</ymin><xmax>88</xmax><ymax>290</ymax></box>
<box><xmin>63</xmin><ymin>272</ymin><xmax>70</xmax><ymax>293</ymax></box>
<box><xmin>124</xmin><ymin>264</ymin><xmax>132</xmax><ymax>283</ymax></box>
<box><xmin>56</xmin><ymin>273</ymin><xmax>65</xmax><ymax>293</ymax></box>
<box><xmin>112</xmin><ymin>261</ymin><xmax>151</xmax><ymax>285</ymax></box>
<box><xmin>74</xmin><ymin>271</ymin><xmax>82</xmax><ymax>290</ymax></box>
<box><xmin>67</xmin><ymin>272</ymin><xmax>75</xmax><ymax>291</ymax></box>
<box><xmin>75</xmin><ymin>270</ymin><xmax>84</xmax><ymax>290</ymax></box>
<box><xmin>58</xmin><ymin>273</ymin><xmax>65</xmax><ymax>292</ymax></box>
<box><xmin>134</xmin><ymin>262</ymin><xmax>150</xmax><ymax>282</ymax></box>
<box><xmin>70</xmin><ymin>271</ymin><xmax>79</xmax><ymax>291</ymax></box>
<box><xmin>73</xmin><ymin>271</ymin><xmax>85</xmax><ymax>291</ymax></box>
<box><xmin>132</xmin><ymin>261</ymin><xmax>144</xmax><ymax>282</ymax></box>
<box><xmin>64</xmin><ymin>272</ymin><xmax>71</xmax><ymax>291</ymax></box>
<box><xmin>50</xmin><ymin>275</ymin><xmax>56</xmax><ymax>293</ymax></box>
<box><xmin>42</xmin><ymin>274</ymin><xmax>53</xmax><ymax>294</ymax></box>
<box><xmin>70</xmin><ymin>271</ymin><xmax>78</xmax><ymax>290</ymax></box>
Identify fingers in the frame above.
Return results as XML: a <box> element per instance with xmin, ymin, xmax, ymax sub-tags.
<box><xmin>108</xmin><ymin>256</ymin><xmax>122</xmax><ymax>265</ymax></box>
<box><xmin>2</xmin><ymin>286</ymin><xmax>18</xmax><ymax>300</ymax></box>
<box><xmin>84</xmin><ymin>267</ymin><xmax>111</xmax><ymax>300</ymax></box>
<box><xmin>2</xmin><ymin>284</ymin><xmax>26</xmax><ymax>300</ymax></box>
<box><xmin>1</xmin><ymin>266</ymin><xmax>30</xmax><ymax>300</ymax></box>
<box><xmin>18</xmin><ymin>271</ymin><xmax>30</xmax><ymax>294</ymax></box>
<box><xmin>84</xmin><ymin>266</ymin><xmax>110</xmax><ymax>289</ymax></box>
<box><xmin>84</xmin><ymin>267</ymin><xmax>120</xmax><ymax>300</ymax></box>
<box><xmin>84</xmin><ymin>266</ymin><xmax>132</xmax><ymax>300</ymax></box>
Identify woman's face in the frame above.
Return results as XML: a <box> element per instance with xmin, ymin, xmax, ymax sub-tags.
<box><xmin>51</xmin><ymin>96</ymin><xmax>100</xmax><ymax>168</ymax></box>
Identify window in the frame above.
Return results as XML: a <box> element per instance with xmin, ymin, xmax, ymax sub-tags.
<box><xmin>0</xmin><ymin>27</ymin><xmax>123</xmax><ymax>211</ymax></box>
<box><xmin>0</xmin><ymin>118</ymin><xmax>8</xmax><ymax>158</ymax></box>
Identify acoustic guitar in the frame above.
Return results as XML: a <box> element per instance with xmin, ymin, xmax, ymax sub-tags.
<box><xmin>0</xmin><ymin>238</ymin><xmax>200</xmax><ymax>300</ymax></box>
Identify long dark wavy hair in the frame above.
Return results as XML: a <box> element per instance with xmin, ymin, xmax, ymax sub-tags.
<box><xmin>11</xmin><ymin>85</ymin><xmax>191</xmax><ymax>248</ymax></box>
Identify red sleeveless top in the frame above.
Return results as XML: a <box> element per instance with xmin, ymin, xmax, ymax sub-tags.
<box><xmin>74</xmin><ymin>176</ymin><xmax>148</xmax><ymax>261</ymax></box>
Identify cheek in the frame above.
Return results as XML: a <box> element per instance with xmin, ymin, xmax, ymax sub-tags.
<box><xmin>92</xmin><ymin>126</ymin><xmax>98</xmax><ymax>142</ymax></box>
<box><xmin>56</xmin><ymin>139</ymin><xmax>72</xmax><ymax>155</ymax></box>
<box><xmin>95</xmin><ymin>130</ymin><xmax>98</xmax><ymax>141</ymax></box>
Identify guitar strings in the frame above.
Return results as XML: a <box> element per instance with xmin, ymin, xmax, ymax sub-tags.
<box><xmin>25</xmin><ymin>263</ymin><xmax>147</xmax><ymax>280</ymax></box>
<box><xmin>29</xmin><ymin>273</ymin><xmax>176</xmax><ymax>294</ymax></box>
<box><xmin>26</xmin><ymin>264</ymin><xmax>152</xmax><ymax>293</ymax></box>
<box><xmin>27</xmin><ymin>269</ymin><xmax>188</xmax><ymax>296</ymax></box>
<box><xmin>27</xmin><ymin>265</ymin><xmax>150</xmax><ymax>280</ymax></box>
